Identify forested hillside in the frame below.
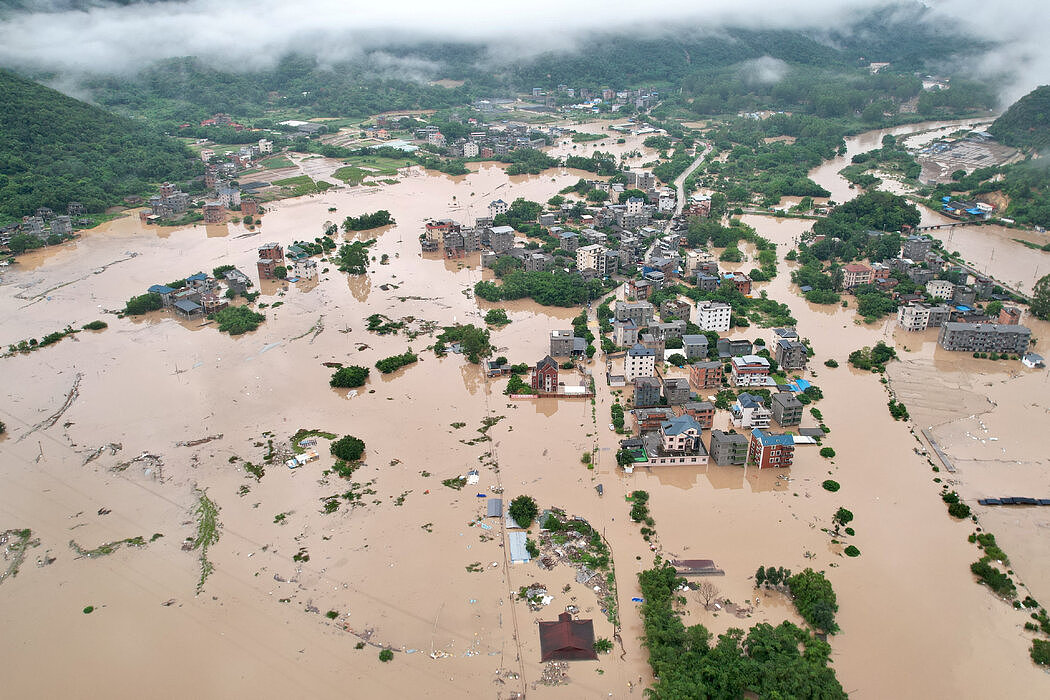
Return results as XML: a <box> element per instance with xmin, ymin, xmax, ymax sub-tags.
<box><xmin>990</xmin><ymin>85</ymin><xmax>1050</xmax><ymax>151</ymax></box>
<box><xmin>0</xmin><ymin>68</ymin><xmax>200</xmax><ymax>221</ymax></box>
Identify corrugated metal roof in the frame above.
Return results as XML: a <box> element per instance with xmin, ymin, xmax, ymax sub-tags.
<box><xmin>508</xmin><ymin>532</ymin><xmax>531</xmax><ymax>563</ymax></box>
<box><xmin>487</xmin><ymin>498</ymin><xmax>503</xmax><ymax>518</ymax></box>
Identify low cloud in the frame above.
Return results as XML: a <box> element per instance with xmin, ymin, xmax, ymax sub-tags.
<box><xmin>0</xmin><ymin>0</ymin><xmax>1045</xmax><ymax>106</ymax></box>
<box><xmin>739</xmin><ymin>56</ymin><xmax>789</xmax><ymax>86</ymax></box>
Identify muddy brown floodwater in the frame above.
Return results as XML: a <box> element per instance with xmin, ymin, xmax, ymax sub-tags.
<box><xmin>1</xmin><ymin>119</ymin><xmax>1048</xmax><ymax>699</ymax></box>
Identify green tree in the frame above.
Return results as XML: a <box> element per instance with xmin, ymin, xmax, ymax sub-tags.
<box><xmin>508</xmin><ymin>495</ymin><xmax>539</xmax><ymax>528</ymax></box>
<box><xmin>123</xmin><ymin>292</ymin><xmax>163</xmax><ymax>316</ymax></box>
<box><xmin>1032</xmin><ymin>273</ymin><xmax>1050</xmax><ymax>320</ymax></box>
<box><xmin>330</xmin><ymin>435</ymin><xmax>365</xmax><ymax>462</ymax></box>
<box><xmin>330</xmin><ymin>365</ymin><xmax>369</xmax><ymax>388</ymax></box>
<box><xmin>787</xmin><ymin>568</ymin><xmax>839</xmax><ymax>633</ymax></box>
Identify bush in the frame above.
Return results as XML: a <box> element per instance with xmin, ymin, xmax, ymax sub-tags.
<box><xmin>82</xmin><ymin>320</ymin><xmax>108</xmax><ymax>330</ymax></box>
<box><xmin>375</xmin><ymin>351</ymin><xmax>418</xmax><ymax>374</ymax></box>
<box><xmin>824</xmin><ymin>359</ymin><xmax>838</xmax><ymax>368</ymax></box>
<box><xmin>787</xmin><ymin>568</ymin><xmax>839</xmax><ymax>633</ymax></box>
<box><xmin>484</xmin><ymin>308</ymin><xmax>511</xmax><ymax>325</ymax></box>
<box><xmin>822</xmin><ymin>480</ymin><xmax>840</xmax><ymax>492</ymax></box>
<box><xmin>971</xmin><ymin>558</ymin><xmax>1016</xmax><ymax>598</ymax></box>
<box><xmin>843</xmin><ymin>546</ymin><xmax>860</xmax><ymax>557</ymax></box>
<box><xmin>948</xmin><ymin>502</ymin><xmax>972</xmax><ymax>519</ymax></box>
<box><xmin>325</xmin><ymin>610</ymin><xmax>339</xmax><ymax>619</ymax></box>
<box><xmin>123</xmin><ymin>292</ymin><xmax>163</xmax><ymax>315</ymax></box>
<box><xmin>593</xmin><ymin>638</ymin><xmax>614</xmax><ymax>654</ymax></box>
<box><xmin>819</xmin><ymin>447</ymin><xmax>836</xmax><ymax>459</ymax></box>
<box><xmin>1032</xmin><ymin>639</ymin><xmax>1050</xmax><ymax>666</ymax></box>
<box><xmin>330</xmin><ymin>365</ymin><xmax>369</xmax><ymax>388</ymax></box>
<box><xmin>509</xmin><ymin>495</ymin><xmax>538</xmax><ymax>528</ymax></box>
<box><xmin>330</xmin><ymin>435</ymin><xmax>365</xmax><ymax>462</ymax></box>
<box><xmin>213</xmin><ymin>306</ymin><xmax>265</xmax><ymax>335</ymax></box>
<box><xmin>379</xmin><ymin>649</ymin><xmax>394</xmax><ymax>662</ymax></box>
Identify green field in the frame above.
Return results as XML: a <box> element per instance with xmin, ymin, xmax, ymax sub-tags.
<box><xmin>272</xmin><ymin>175</ymin><xmax>314</xmax><ymax>188</ymax></box>
<box><xmin>259</xmin><ymin>154</ymin><xmax>294</xmax><ymax>169</ymax></box>
<box><xmin>571</xmin><ymin>132</ymin><xmax>606</xmax><ymax>142</ymax></box>
<box><xmin>340</xmin><ymin>154</ymin><xmax>409</xmax><ymax>175</ymax></box>
<box><xmin>333</xmin><ymin>166</ymin><xmax>369</xmax><ymax>185</ymax></box>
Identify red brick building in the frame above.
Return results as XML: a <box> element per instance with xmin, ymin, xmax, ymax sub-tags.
<box><xmin>683</xmin><ymin>401</ymin><xmax>715</xmax><ymax>429</ymax></box>
<box><xmin>258</xmin><ymin>242</ymin><xmax>284</xmax><ymax>261</ymax></box>
<box><xmin>257</xmin><ymin>258</ymin><xmax>278</xmax><ymax>280</ymax></box>
<box><xmin>689</xmin><ymin>361</ymin><xmax>723</xmax><ymax>390</ymax></box>
<box><xmin>531</xmin><ymin>355</ymin><xmax>559</xmax><ymax>394</ymax></box>
<box><xmin>241</xmin><ymin>199</ymin><xmax>260</xmax><ymax>217</ymax></box>
<box><xmin>748</xmin><ymin>429</ymin><xmax>795</xmax><ymax>469</ymax></box>
<box><xmin>999</xmin><ymin>306</ymin><xmax>1021</xmax><ymax>325</ymax></box>
<box><xmin>202</xmin><ymin>203</ymin><xmax>224</xmax><ymax>223</ymax></box>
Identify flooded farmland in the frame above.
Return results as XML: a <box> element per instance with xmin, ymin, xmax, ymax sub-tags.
<box><xmin>1</xmin><ymin>119</ymin><xmax>1049</xmax><ymax>699</ymax></box>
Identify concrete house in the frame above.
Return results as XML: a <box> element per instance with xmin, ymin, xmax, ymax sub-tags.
<box><xmin>749</xmin><ymin>429</ymin><xmax>795</xmax><ymax>469</ymax></box>
<box><xmin>682</xmin><ymin>335</ymin><xmax>709</xmax><ymax>361</ymax></box>
<box><xmin>625</xmin><ymin>344</ymin><xmax>656</xmax><ymax>382</ymax></box>
<box><xmin>689</xmin><ymin>360</ymin><xmax>723</xmax><ymax>390</ymax></box>
<box><xmin>613</xmin><ymin>319</ymin><xmax>639</xmax><ymax>347</ymax></box>
<box><xmin>662</xmin><ymin>377</ymin><xmax>690</xmax><ymax>406</ymax></box>
<box><xmin>147</xmin><ymin>284</ymin><xmax>176</xmax><ymax>306</ymax></box>
<box><xmin>772</xmin><ymin>392</ymin><xmax>804</xmax><ymax>426</ymax></box>
<box><xmin>938</xmin><ymin>323</ymin><xmax>1031</xmax><ymax>354</ymax></box>
<box><xmin>775</xmin><ymin>339</ymin><xmax>808</xmax><ymax>371</ymax></box>
<box><xmin>633</xmin><ymin>377</ymin><xmax>662</xmax><ymax>408</ymax></box>
<box><xmin>897</xmin><ymin>302</ymin><xmax>952</xmax><ymax>331</ymax></box>
<box><xmin>731</xmin><ymin>355</ymin><xmax>772</xmax><ymax>386</ymax></box>
<box><xmin>696</xmin><ymin>301</ymin><xmax>731</xmax><ymax>332</ymax></box>
<box><xmin>615</xmin><ymin>301</ymin><xmax>655</xmax><ymax>328</ymax></box>
<box><xmin>683</xmin><ymin>401</ymin><xmax>715</xmax><ymax>430</ymax></box>
<box><xmin>717</xmin><ymin>338</ymin><xmax>753</xmax><ymax>358</ymax></box>
<box><xmin>709</xmin><ymin>430</ymin><xmax>748</xmax><ymax>466</ymax></box>
<box><xmin>550</xmin><ymin>330</ymin><xmax>576</xmax><ymax>357</ymax></box>
<box><xmin>731</xmin><ymin>393</ymin><xmax>771</xmax><ymax>429</ymax></box>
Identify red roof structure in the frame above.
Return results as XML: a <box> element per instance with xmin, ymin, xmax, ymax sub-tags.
<box><xmin>538</xmin><ymin>612</ymin><xmax>598</xmax><ymax>661</ymax></box>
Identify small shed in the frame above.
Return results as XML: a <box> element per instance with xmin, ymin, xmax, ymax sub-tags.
<box><xmin>538</xmin><ymin>612</ymin><xmax>597</xmax><ymax>661</ymax></box>
<box><xmin>487</xmin><ymin>498</ymin><xmax>503</xmax><ymax>518</ymax></box>
<box><xmin>173</xmin><ymin>299</ymin><xmax>203</xmax><ymax>317</ymax></box>
<box><xmin>508</xmin><ymin>532</ymin><xmax>531</xmax><ymax>564</ymax></box>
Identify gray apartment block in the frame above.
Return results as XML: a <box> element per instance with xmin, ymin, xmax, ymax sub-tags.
<box><xmin>772</xmin><ymin>393</ymin><xmax>804</xmax><ymax>426</ymax></box>
<box><xmin>775</xmin><ymin>339</ymin><xmax>808</xmax><ymax>370</ymax></box>
<box><xmin>615</xmin><ymin>300</ymin><xmax>655</xmax><ymax>327</ymax></box>
<box><xmin>709</xmin><ymin>430</ymin><xmax>748</xmax><ymax>466</ymax></box>
<box><xmin>634</xmin><ymin>377</ymin><xmax>662</xmax><ymax>408</ymax></box>
<box><xmin>682</xmin><ymin>335</ymin><xmax>709</xmax><ymax>361</ymax></box>
<box><xmin>901</xmin><ymin>235</ymin><xmax>933</xmax><ymax>261</ymax></box>
<box><xmin>937</xmin><ymin>322</ymin><xmax>1032</xmax><ymax>354</ymax></box>
<box><xmin>662</xmin><ymin>378</ymin><xmax>690</xmax><ymax>406</ymax></box>
<box><xmin>550</xmin><ymin>330</ymin><xmax>575</xmax><ymax>356</ymax></box>
<box><xmin>717</xmin><ymin>338</ymin><xmax>753</xmax><ymax>358</ymax></box>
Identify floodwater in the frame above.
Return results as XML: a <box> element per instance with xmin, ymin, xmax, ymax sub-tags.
<box><xmin>1</xmin><ymin>118</ymin><xmax>1048</xmax><ymax>700</ymax></box>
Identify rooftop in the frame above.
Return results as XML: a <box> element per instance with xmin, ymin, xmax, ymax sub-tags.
<box><xmin>751</xmin><ymin>429</ymin><xmax>794</xmax><ymax>446</ymax></box>
<box><xmin>661</xmin><ymin>415</ymin><xmax>703</xmax><ymax>436</ymax></box>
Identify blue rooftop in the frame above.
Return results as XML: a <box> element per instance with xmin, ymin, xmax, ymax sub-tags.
<box><xmin>148</xmin><ymin>284</ymin><xmax>175</xmax><ymax>294</ymax></box>
<box><xmin>661</xmin><ymin>415</ymin><xmax>703</xmax><ymax>436</ymax></box>
<box><xmin>186</xmin><ymin>272</ymin><xmax>208</xmax><ymax>282</ymax></box>
<box><xmin>751</xmin><ymin>429</ymin><xmax>794</xmax><ymax>446</ymax></box>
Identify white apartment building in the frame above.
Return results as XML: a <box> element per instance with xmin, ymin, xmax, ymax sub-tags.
<box><xmin>624</xmin><ymin>344</ymin><xmax>656</xmax><ymax>382</ymax></box>
<box><xmin>576</xmin><ymin>244</ymin><xmax>608</xmax><ymax>275</ymax></box>
<box><xmin>696</xmin><ymin>301</ymin><xmax>732</xmax><ymax>332</ymax></box>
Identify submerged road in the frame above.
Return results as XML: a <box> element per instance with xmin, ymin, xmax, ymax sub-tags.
<box><xmin>672</xmin><ymin>143</ymin><xmax>711</xmax><ymax>217</ymax></box>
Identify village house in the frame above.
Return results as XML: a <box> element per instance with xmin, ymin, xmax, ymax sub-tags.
<box><xmin>953</xmin><ymin>285</ymin><xmax>977</xmax><ymax>308</ymax></box>
<box><xmin>772</xmin><ymin>392</ymin><xmax>804</xmax><ymax>426</ymax></box>
<box><xmin>147</xmin><ymin>284</ymin><xmax>176</xmax><ymax>306</ymax></box>
<box><xmin>660</xmin><ymin>299</ymin><xmax>692</xmax><ymax>321</ymax></box>
<box><xmin>770</xmin><ymin>327</ymin><xmax>798</xmax><ymax>347</ymax></box>
<box><xmin>202</xmin><ymin>202</ymin><xmax>224</xmax><ymax>224</ymax></box>
<box><xmin>709</xmin><ymin>429</ymin><xmax>748</xmax><ymax>466</ymax></box>
<box><xmin>633</xmin><ymin>377</ymin><xmax>662</xmax><ymax>408</ymax></box>
<box><xmin>627</xmin><ymin>278</ymin><xmax>653</xmax><ymax>300</ymax></box>
<box><xmin>173</xmin><ymin>298</ymin><xmax>203</xmax><ymax>317</ymax></box>
<box><xmin>634</xmin><ymin>407</ymin><xmax>673</xmax><ymax>433</ymax></box>
<box><xmin>624</xmin><ymin>344</ymin><xmax>656</xmax><ymax>382</ymax></box>
<box><xmin>640</xmin><ymin>333</ymin><xmax>665</xmax><ymax>354</ymax></box>
<box><xmin>731</xmin><ymin>355</ymin><xmax>773</xmax><ymax>386</ymax></box>
<box><xmin>241</xmin><ymin>199</ymin><xmax>260</xmax><ymax>217</ymax></box>
<box><xmin>550</xmin><ymin>330</ymin><xmax>576</xmax><ymax>357</ymax></box>
<box><xmin>576</xmin><ymin>244</ymin><xmax>608</xmax><ymax>276</ymax></box>
<box><xmin>999</xmin><ymin>306</ymin><xmax>1021</xmax><ymax>325</ymax></box>
<box><xmin>897</xmin><ymin>302</ymin><xmax>952</xmax><ymax>331</ymax></box>
<box><xmin>662</xmin><ymin>377</ymin><xmax>690</xmax><ymax>406</ymax></box>
<box><xmin>775</xmin><ymin>339</ymin><xmax>808</xmax><ymax>371</ymax></box>
<box><xmin>749</xmin><ymin>429</ymin><xmax>795</xmax><ymax>469</ymax></box>
<box><xmin>926</xmin><ymin>279</ymin><xmax>955</xmax><ymax>299</ymax></box>
<box><xmin>689</xmin><ymin>360</ymin><xmax>723</xmax><ymax>390</ymax></box>
<box><xmin>696</xmin><ymin>301</ymin><xmax>732</xmax><ymax>332</ymax></box>
<box><xmin>615</xmin><ymin>301</ymin><xmax>655</xmax><ymax>328</ymax></box>
<box><xmin>937</xmin><ymin>322</ymin><xmax>1032</xmax><ymax>354</ymax></box>
<box><xmin>695</xmin><ymin>272</ymin><xmax>720</xmax><ymax>292</ymax></box>
<box><xmin>651</xmin><ymin>320</ymin><xmax>687</xmax><ymax>341</ymax></box>
<box><xmin>531</xmin><ymin>355</ymin><xmax>560</xmax><ymax>394</ymax></box>
<box><xmin>731</xmin><ymin>393</ymin><xmax>772</xmax><ymax>429</ymax></box>
<box><xmin>683</xmin><ymin>401</ymin><xmax>716</xmax><ymax>429</ymax></box>
<box><xmin>723</xmin><ymin>271</ymin><xmax>752</xmax><ymax>296</ymax></box>
<box><xmin>613</xmin><ymin>319</ymin><xmax>639</xmax><ymax>347</ymax></box>
<box><xmin>488</xmin><ymin>225</ymin><xmax>516</xmax><ymax>253</ymax></box>
<box><xmin>842</xmin><ymin>263</ymin><xmax>875</xmax><ymax>289</ymax></box>
<box><xmin>257</xmin><ymin>257</ymin><xmax>278</xmax><ymax>280</ymax></box>
<box><xmin>489</xmin><ymin>199</ymin><xmax>509</xmax><ymax>218</ymax></box>
<box><xmin>681</xmin><ymin>335</ymin><xmax>709</xmax><ymax>361</ymax></box>
<box><xmin>223</xmin><ymin>268</ymin><xmax>251</xmax><ymax>294</ymax></box>
<box><xmin>717</xmin><ymin>338</ymin><xmax>753</xmax><ymax>358</ymax></box>
<box><xmin>200</xmin><ymin>293</ymin><xmax>228</xmax><ymax>314</ymax></box>
<box><xmin>901</xmin><ymin>234</ymin><xmax>933</xmax><ymax>261</ymax></box>
<box><xmin>538</xmin><ymin>612</ymin><xmax>598</xmax><ymax>662</ymax></box>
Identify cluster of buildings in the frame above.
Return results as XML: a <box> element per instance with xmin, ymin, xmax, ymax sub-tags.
<box><xmin>0</xmin><ymin>204</ymin><xmax>81</xmax><ymax>246</ymax></box>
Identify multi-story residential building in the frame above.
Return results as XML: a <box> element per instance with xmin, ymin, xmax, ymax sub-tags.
<box><xmin>937</xmin><ymin>323</ymin><xmax>1032</xmax><ymax>354</ymax></box>
<box><xmin>462</xmin><ymin>142</ymin><xmax>479</xmax><ymax>158</ymax></box>
<box><xmin>973</xmin><ymin>276</ymin><xmax>994</xmax><ymax>299</ymax></box>
<box><xmin>576</xmin><ymin>244</ymin><xmax>608</xmax><ymax>275</ymax></box>
<box><xmin>633</xmin><ymin>377</ymin><xmax>662</xmax><ymax>408</ymax></box>
<box><xmin>651</xmin><ymin>320</ymin><xmax>686</xmax><ymax>341</ymax></box>
<box><xmin>696</xmin><ymin>301</ymin><xmax>732</xmax><ymax>332</ymax></box>
<box><xmin>661</xmin><ymin>299</ymin><xmax>692</xmax><ymax>321</ymax></box>
<box><xmin>926</xmin><ymin>279</ymin><xmax>955</xmax><ymax>299</ymax></box>
<box><xmin>717</xmin><ymin>338</ymin><xmax>753</xmax><ymax>358</ymax></box>
<box><xmin>897</xmin><ymin>302</ymin><xmax>953</xmax><ymax>331</ymax></box>
<box><xmin>662</xmin><ymin>378</ymin><xmax>690</xmax><ymax>406</ymax></box>
<box><xmin>709</xmin><ymin>429</ymin><xmax>748</xmax><ymax>465</ymax></box>
<box><xmin>550</xmin><ymin>330</ymin><xmax>576</xmax><ymax>357</ymax></box>
<box><xmin>489</xmin><ymin>199</ymin><xmax>509</xmax><ymax>218</ymax></box>
<box><xmin>775</xmin><ymin>339</ymin><xmax>808</xmax><ymax>370</ymax></box>
<box><xmin>731</xmin><ymin>393</ymin><xmax>771</xmax><ymax>429</ymax></box>
<box><xmin>689</xmin><ymin>360</ymin><xmax>723</xmax><ymax>390</ymax></box>
<box><xmin>731</xmin><ymin>355</ymin><xmax>772</xmax><ymax>386</ymax></box>
<box><xmin>682</xmin><ymin>335</ymin><xmax>709</xmax><ymax>361</ymax></box>
<box><xmin>696</xmin><ymin>272</ymin><xmax>720</xmax><ymax>292</ymax></box>
<box><xmin>615</xmin><ymin>301</ymin><xmax>655</xmax><ymax>328</ymax></box>
<box><xmin>658</xmin><ymin>415</ymin><xmax>706</xmax><ymax>457</ymax></box>
<box><xmin>203</xmin><ymin>202</ymin><xmax>224</xmax><ymax>224</ymax></box>
<box><xmin>488</xmin><ymin>225</ymin><xmax>516</xmax><ymax>253</ymax></box>
<box><xmin>748</xmin><ymin>429</ymin><xmax>795</xmax><ymax>469</ymax></box>
<box><xmin>531</xmin><ymin>355</ymin><xmax>560</xmax><ymax>394</ymax></box>
<box><xmin>634</xmin><ymin>407</ymin><xmax>673</xmax><ymax>433</ymax></box>
<box><xmin>723</xmin><ymin>271</ymin><xmax>752</xmax><ymax>295</ymax></box>
<box><xmin>842</xmin><ymin>263</ymin><xmax>875</xmax><ymax>289</ymax></box>
<box><xmin>625</xmin><ymin>344</ymin><xmax>656</xmax><ymax>382</ymax></box>
<box><xmin>901</xmin><ymin>235</ymin><xmax>933</xmax><ymax>261</ymax></box>
<box><xmin>683</xmin><ymin>401</ymin><xmax>716</xmax><ymax>430</ymax></box>
<box><xmin>772</xmin><ymin>393</ymin><xmax>804</xmax><ymax>426</ymax></box>
<box><xmin>953</xmin><ymin>285</ymin><xmax>977</xmax><ymax>308</ymax></box>
<box><xmin>557</xmin><ymin>231</ymin><xmax>579</xmax><ymax>252</ymax></box>
<box><xmin>50</xmin><ymin>215</ymin><xmax>72</xmax><ymax>237</ymax></box>
<box><xmin>258</xmin><ymin>242</ymin><xmax>284</xmax><ymax>261</ymax></box>
<box><xmin>613</xmin><ymin>319</ymin><xmax>639</xmax><ymax>348</ymax></box>
<box><xmin>770</xmin><ymin>327</ymin><xmax>798</xmax><ymax>347</ymax></box>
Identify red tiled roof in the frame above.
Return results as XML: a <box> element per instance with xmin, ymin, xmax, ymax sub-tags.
<box><xmin>538</xmin><ymin>613</ymin><xmax>597</xmax><ymax>661</ymax></box>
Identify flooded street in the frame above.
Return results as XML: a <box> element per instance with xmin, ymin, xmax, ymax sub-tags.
<box><xmin>1</xmin><ymin>117</ymin><xmax>1048</xmax><ymax>699</ymax></box>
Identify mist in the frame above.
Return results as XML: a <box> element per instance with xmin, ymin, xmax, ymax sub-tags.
<box><xmin>0</xmin><ymin>0</ymin><xmax>1045</xmax><ymax>106</ymax></box>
